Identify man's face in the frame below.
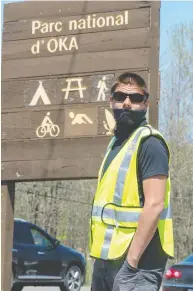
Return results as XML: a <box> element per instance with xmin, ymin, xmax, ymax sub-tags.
<box><xmin>110</xmin><ymin>83</ymin><xmax>148</xmax><ymax>111</ymax></box>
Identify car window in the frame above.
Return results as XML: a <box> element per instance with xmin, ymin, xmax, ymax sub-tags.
<box><xmin>30</xmin><ymin>227</ymin><xmax>53</xmax><ymax>247</ymax></box>
<box><xmin>184</xmin><ymin>254</ymin><xmax>193</xmax><ymax>262</ymax></box>
<box><xmin>13</xmin><ymin>222</ymin><xmax>34</xmax><ymax>244</ymax></box>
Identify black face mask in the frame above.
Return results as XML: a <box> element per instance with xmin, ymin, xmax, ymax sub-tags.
<box><xmin>113</xmin><ymin>108</ymin><xmax>147</xmax><ymax>137</ymax></box>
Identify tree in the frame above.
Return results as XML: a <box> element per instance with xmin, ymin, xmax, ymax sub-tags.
<box><xmin>159</xmin><ymin>22</ymin><xmax>193</xmax><ymax>262</ymax></box>
<box><xmin>14</xmin><ymin>179</ymin><xmax>96</xmax><ymax>257</ymax></box>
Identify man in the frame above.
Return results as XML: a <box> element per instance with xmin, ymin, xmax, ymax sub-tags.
<box><xmin>89</xmin><ymin>72</ymin><xmax>174</xmax><ymax>291</ymax></box>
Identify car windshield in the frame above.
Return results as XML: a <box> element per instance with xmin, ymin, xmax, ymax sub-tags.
<box><xmin>183</xmin><ymin>254</ymin><xmax>193</xmax><ymax>262</ymax></box>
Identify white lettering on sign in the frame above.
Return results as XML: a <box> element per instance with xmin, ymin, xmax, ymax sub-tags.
<box><xmin>47</xmin><ymin>39</ymin><xmax>58</xmax><ymax>53</ymax></box>
<box><xmin>69</xmin><ymin>11</ymin><xmax>129</xmax><ymax>31</ymax></box>
<box><xmin>30</xmin><ymin>10</ymin><xmax>129</xmax><ymax>55</ymax></box>
<box><xmin>32</xmin><ymin>20</ymin><xmax>62</xmax><ymax>34</ymax></box>
<box><xmin>31</xmin><ymin>40</ymin><xmax>40</xmax><ymax>54</ymax></box>
<box><xmin>31</xmin><ymin>37</ymin><xmax>78</xmax><ymax>55</ymax></box>
<box><xmin>29</xmin><ymin>81</ymin><xmax>51</xmax><ymax>106</ymax></box>
<box><xmin>47</xmin><ymin>37</ymin><xmax>78</xmax><ymax>53</ymax></box>
<box><xmin>62</xmin><ymin>78</ymin><xmax>87</xmax><ymax>100</ymax></box>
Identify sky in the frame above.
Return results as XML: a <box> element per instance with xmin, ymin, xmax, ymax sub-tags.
<box><xmin>160</xmin><ymin>1</ymin><xmax>193</xmax><ymax>70</ymax></box>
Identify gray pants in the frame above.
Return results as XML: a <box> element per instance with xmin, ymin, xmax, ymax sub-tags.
<box><xmin>91</xmin><ymin>258</ymin><xmax>165</xmax><ymax>291</ymax></box>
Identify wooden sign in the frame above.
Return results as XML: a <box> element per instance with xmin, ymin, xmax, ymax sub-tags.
<box><xmin>2</xmin><ymin>1</ymin><xmax>160</xmax><ymax>181</ymax></box>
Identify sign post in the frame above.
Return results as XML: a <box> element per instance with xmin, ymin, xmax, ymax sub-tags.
<box><xmin>1</xmin><ymin>182</ymin><xmax>15</xmax><ymax>291</ymax></box>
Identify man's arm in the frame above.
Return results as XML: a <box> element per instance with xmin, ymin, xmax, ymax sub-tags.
<box><xmin>127</xmin><ymin>175</ymin><xmax>167</xmax><ymax>268</ymax></box>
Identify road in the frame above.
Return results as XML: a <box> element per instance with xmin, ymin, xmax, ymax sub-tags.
<box><xmin>23</xmin><ymin>286</ymin><xmax>90</xmax><ymax>291</ymax></box>
<box><xmin>22</xmin><ymin>286</ymin><xmax>162</xmax><ymax>291</ymax></box>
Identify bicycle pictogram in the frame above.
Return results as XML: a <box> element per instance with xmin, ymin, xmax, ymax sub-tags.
<box><xmin>36</xmin><ymin>112</ymin><xmax>60</xmax><ymax>138</ymax></box>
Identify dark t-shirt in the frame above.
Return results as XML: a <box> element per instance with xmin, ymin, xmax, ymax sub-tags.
<box><xmin>101</xmin><ymin>130</ymin><xmax>169</xmax><ymax>269</ymax></box>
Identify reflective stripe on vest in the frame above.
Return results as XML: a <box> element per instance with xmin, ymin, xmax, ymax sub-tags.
<box><xmin>113</xmin><ymin>127</ymin><xmax>145</xmax><ymax>204</ymax></box>
<box><xmin>100</xmin><ymin>127</ymin><xmax>145</xmax><ymax>259</ymax></box>
<box><xmin>92</xmin><ymin>204</ymin><xmax>172</xmax><ymax>226</ymax></box>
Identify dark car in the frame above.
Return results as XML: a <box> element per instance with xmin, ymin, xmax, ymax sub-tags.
<box><xmin>162</xmin><ymin>253</ymin><xmax>193</xmax><ymax>291</ymax></box>
<box><xmin>12</xmin><ymin>218</ymin><xmax>86</xmax><ymax>291</ymax></box>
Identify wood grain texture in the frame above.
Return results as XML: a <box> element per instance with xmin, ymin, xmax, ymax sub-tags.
<box><xmin>2</xmin><ymin>71</ymin><xmax>149</xmax><ymax>109</ymax></box>
<box><xmin>1</xmin><ymin>158</ymin><xmax>102</xmax><ymax>180</ymax></box>
<box><xmin>2</xmin><ymin>73</ymin><xmax>114</xmax><ymax>108</ymax></box>
<box><xmin>2</xmin><ymin>108</ymin><xmax>65</xmax><ymax>140</ymax></box>
<box><xmin>1</xmin><ymin>182</ymin><xmax>15</xmax><ymax>291</ymax></box>
<box><xmin>2</xmin><ymin>48</ymin><xmax>149</xmax><ymax>80</ymax></box>
<box><xmin>148</xmin><ymin>1</ymin><xmax>160</xmax><ymax>129</ymax></box>
<box><xmin>1</xmin><ymin>136</ymin><xmax>111</xmax><ymax>180</ymax></box>
<box><xmin>4</xmin><ymin>1</ymin><xmax>150</xmax><ymax>22</ymax></box>
<box><xmin>1</xmin><ymin>79</ymin><xmax>26</xmax><ymax>108</ymax></box>
<box><xmin>2</xmin><ymin>136</ymin><xmax>110</xmax><ymax>162</ymax></box>
<box><xmin>2</xmin><ymin>103</ymin><xmax>115</xmax><ymax>140</ymax></box>
<box><xmin>3</xmin><ymin>8</ymin><xmax>150</xmax><ymax>42</ymax></box>
<box><xmin>1</xmin><ymin>0</ymin><xmax>160</xmax><ymax>182</ymax></box>
<box><xmin>2</xmin><ymin>28</ymin><xmax>150</xmax><ymax>61</ymax></box>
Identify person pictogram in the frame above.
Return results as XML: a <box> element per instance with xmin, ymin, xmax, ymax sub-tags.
<box><xmin>97</xmin><ymin>76</ymin><xmax>108</xmax><ymax>101</ymax></box>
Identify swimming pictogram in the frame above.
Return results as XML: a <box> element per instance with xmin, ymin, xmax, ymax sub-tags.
<box><xmin>69</xmin><ymin>111</ymin><xmax>93</xmax><ymax>125</ymax></box>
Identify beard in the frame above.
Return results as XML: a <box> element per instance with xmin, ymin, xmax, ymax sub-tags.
<box><xmin>113</xmin><ymin>108</ymin><xmax>147</xmax><ymax>137</ymax></box>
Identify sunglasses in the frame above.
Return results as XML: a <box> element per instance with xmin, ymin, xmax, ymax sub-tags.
<box><xmin>112</xmin><ymin>91</ymin><xmax>148</xmax><ymax>103</ymax></box>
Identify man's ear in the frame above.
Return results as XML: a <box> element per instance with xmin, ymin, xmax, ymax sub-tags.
<box><xmin>144</xmin><ymin>99</ymin><xmax>149</xmax><ymax>108</ymax></box>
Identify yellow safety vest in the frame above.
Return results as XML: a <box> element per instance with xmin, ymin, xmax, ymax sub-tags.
<box><xmin>90</xmin><ymin>125</ymin><xmax>174</xmax><ymax>260</ymax></box>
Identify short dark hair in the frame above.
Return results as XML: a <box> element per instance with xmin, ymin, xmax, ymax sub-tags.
<box><xmin>111</xmin><ymin>72</ymin><xmax>149</xmax><ymax>98</ymax></box>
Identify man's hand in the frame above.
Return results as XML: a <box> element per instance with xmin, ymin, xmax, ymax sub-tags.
<box><xmin>126</xmin><ymin>257</ymin><xmax>138</xmax><ymax>269</ymax></box>
<box><xmin>127</xmin><ymin>175</ymin><xmax>167</xmax><ymax>266</ymax></box>
<box><xmin>112</xmin><ymin>260</ymin><xmax>140</xmax><ymax>291</ymax></box>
